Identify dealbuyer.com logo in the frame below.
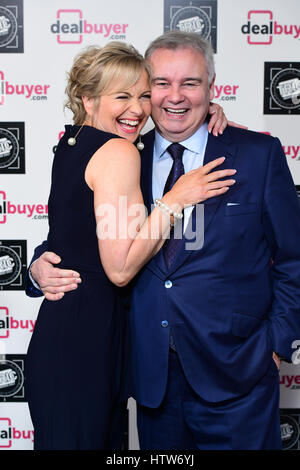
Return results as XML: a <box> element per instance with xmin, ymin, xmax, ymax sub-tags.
<box><xmin>50</xmin><ymin>9</ymin><xmax>129</xmax><ymax>44</ymax></box>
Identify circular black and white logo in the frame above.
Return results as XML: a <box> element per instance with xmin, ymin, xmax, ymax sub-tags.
<box><xmin>270</xmin><ymin>68</ymin><xmax>300</xmax><ymax>110</ymax></box>
<box><xmin>170</xmin><ymin>6</ymin><xmax>211</xmax><ymax>38</ymax></box>
<box><xmin>0</xmin><ymin>245</ymin><xmax>22</xmax><ymax>286</ymax></box>
<box><xmin>280</xmin><ymin>414</ymin><xmax>300</xmax><ymax>450</ymax></box>
<box><xmin>0</xmin><ymin>7</ymin><xmax>18</xmax><ymax>48</ymax></box>
<box><xmin>0</xmin><ymin>359</ymin><xmax>24</xmax><ymax>398</ymax></box>
<box><xmin>0</xmin><ymin>128</ymin><xmax>19</xmax><ymax>169</ymax></box>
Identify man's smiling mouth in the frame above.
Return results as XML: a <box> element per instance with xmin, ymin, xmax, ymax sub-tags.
<box><xmin>164</xmin><ymin>108</ymin><xmax>188</xmax><ymax>116</ymax></box>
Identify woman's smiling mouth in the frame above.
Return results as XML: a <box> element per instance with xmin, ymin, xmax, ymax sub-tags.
<box><xmin>117</xmin><ymin>118</ymin><xmax>141</xmax><ymax>133</ymax></box>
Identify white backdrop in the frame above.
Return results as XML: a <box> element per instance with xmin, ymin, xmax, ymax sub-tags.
<box><xmin>0</xmin><ymin>0</ymin><xmax>300</xmax><ymax>450</ymax></box>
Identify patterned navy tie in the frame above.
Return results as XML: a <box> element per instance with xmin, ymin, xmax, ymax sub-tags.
<box><xmin>163</xmin><ymin>143</ymin><xmax>185</xmax><ymax>269</ymax></box>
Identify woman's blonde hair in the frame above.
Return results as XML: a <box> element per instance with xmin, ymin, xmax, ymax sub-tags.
<box><xmin>65</xmin><ymin>42</ymin><xmax>150</xmax><ymax>125</ymax></box>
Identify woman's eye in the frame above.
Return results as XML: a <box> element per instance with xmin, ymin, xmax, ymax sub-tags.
<box><xmin>142</xmin><ymin>94</ymin><xmax>151</xmax><ymax>99</ymax></box>
<box><xmin>116</xmin><ymin>95</ymin><xmax>128</xmax><ymax>99</ymax></box>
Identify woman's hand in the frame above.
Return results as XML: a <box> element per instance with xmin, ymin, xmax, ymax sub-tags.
<box><xmin>163</xmin><ymin>157</ymin><xmax>236</xmax><ymax>210</ymax></box>
<box><xmin>208</xmin><ymin>102</ymin><xmax>248</xmax><ymax>136</ymax></box>
<box><xmin>272</xmin><ymin>352</ymin><xmax>281</xmax><ymax>371</ymax></box>
<box><xmin>207</xmin><ymin>103</ymin><xmax>227</xmax><ymax>136</ymax></box>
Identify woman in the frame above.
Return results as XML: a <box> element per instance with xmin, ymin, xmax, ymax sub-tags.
<box><xmin>26</xmin><ymin>42</ymin><xmax>235</xmax><ymax>450</ymax></box>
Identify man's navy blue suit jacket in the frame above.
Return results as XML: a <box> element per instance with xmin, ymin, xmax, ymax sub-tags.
<box><xmin>26</xmin><ymin>126</ymin><xmax>300</xmax><ymax>407</ymax></box>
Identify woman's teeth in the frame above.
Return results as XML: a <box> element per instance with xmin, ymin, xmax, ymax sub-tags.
<box><xmin>118</xmin><ymin>119</ymin><xmax>139</xmax><ymax>127</ymax></box>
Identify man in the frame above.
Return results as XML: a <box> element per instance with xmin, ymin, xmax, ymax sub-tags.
<box><xmin>26</xmin><ymin>31</ymin><xmax>300</xmax><ymax>449</ymax></box>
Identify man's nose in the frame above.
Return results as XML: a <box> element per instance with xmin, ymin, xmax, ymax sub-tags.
<box><xmin>168</xmin><ymin>85</ymin><xmax>184</xmax><ymax>103</ymax></box>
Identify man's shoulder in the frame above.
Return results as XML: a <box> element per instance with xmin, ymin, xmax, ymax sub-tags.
<box><xmin>142</xmin><ymin>127</ymin><xmax>156</xmax><ymax>143</ymax></box>
<box><xmin>226</xmin><ymin>125</ymin><xmax>278</xmax><ymax>147</ymax></box>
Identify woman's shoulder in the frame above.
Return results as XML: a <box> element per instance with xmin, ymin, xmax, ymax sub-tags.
<box><xmin>86</xmin><ymin>134</ymin><xmax>141</xmax><ymax>189</ymax></box>
<box><xmin>94</xmin><ymin>135</ymin><xmax>140</xmax><ymax>163</ymax></box>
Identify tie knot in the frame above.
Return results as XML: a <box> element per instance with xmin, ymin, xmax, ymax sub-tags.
<box><xmin>167</xmin><ymin>143</ymin><xmax>185</xmax><ymax>161</ymax></box>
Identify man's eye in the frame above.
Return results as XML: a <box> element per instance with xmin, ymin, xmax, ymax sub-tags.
<box><xmin>142</xmin><ymin>94</ymin><xmax>151</xmax><ymax>99</ymax></box>
<box><xmin>155</xmin><ymin>82</ymin><xmax>168</xmax><ymax>87</ymax></box>
<box><xmin>116</xmin><ymin>95</ymin><xmax>128</xmax><ymax>99</ymax></box>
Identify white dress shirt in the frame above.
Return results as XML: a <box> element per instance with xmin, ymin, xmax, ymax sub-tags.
<box><xmin>152</xmin><ymin>122</ymin><xmax>208</xmax><ymax>232</ymax></box>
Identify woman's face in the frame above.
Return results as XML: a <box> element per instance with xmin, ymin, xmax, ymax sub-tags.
<box><xmin>83</xmin><ymin>69</ymin><xmax>151</xmax><ymax>143</ymax></box>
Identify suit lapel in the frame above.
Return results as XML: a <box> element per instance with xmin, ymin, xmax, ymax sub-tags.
<box><xmin>201</xmin><ymin>128</ymin><xmax>236</xmax><ymax>234</ymax></box>
<box><xmin>166</xmin><ymin>127</ymin><xmax>237</xmax><ymax>276</ymax></box>
<box><xmin>140</xmin><ymin>129</ymin><xmax>166</xmax><ymax>278</ymax></box>
<box><xmin>140</xmin><ymin>129</ymin><xmax>155</xmax><ymax>214</ymax></box>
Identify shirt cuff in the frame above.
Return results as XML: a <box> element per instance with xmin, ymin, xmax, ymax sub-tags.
<box><xmin>29</xmin><ymin>260</ymin><xmax>42</xmax><ymax>291</ymax></box>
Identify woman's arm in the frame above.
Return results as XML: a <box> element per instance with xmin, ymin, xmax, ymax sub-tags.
<box><xmin>85</xmin><ymin>138</ymin><xmax>236</xmax><ymax>286</ymax></box>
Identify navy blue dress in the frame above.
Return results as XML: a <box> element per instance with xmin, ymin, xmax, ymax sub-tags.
<box><xmin>26</xmin><ymin>125</ymin><xmax>129</xmax><ymax>450</ymax></box>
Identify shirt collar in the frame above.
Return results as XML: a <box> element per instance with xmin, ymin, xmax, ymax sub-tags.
<box><xmin>154</xmin><ymin>122</ymin><xmax>208</xmax><ymax>161</ymax></box>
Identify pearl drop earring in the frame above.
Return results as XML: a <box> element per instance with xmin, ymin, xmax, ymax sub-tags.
<box><xmin>136</xmin><ymin>135</ymin><xmax>144</xmax><ymax>151</ymax></box>
<box><xmin>68</xmin><ymin>123</ymin><xmax>85</xmax><ymax>146</ymax></box>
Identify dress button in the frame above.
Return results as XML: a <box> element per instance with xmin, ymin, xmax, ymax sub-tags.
<box><xmin>161</xmin><ymin>320</ymin><xmax>168</xmax><ymax>328</ymax></box>
<box><xmin>165</xmin><ymin>280</ymin><xmax>172</xmax><ymax>288</ymax></box>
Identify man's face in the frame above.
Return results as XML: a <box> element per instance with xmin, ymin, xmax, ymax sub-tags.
<box><xmin>149</xmin><ymin>47</ymin><xmax>215</xmax><ymax>142</ymax></box>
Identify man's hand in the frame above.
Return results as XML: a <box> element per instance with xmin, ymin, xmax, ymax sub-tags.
<box><xmin>272</xmin><ymin>352</ymin><xmax>281</xmax><ymax>371</ymax></box>
<box><xmin>30</xmin><ymin>252</ymin><xmax>81</xmax><ymax>301</ymax></box>
<box><xmin>208</xmin><ymin>102</ymin><xmax>248</xmax><ymax>136</ymax></box>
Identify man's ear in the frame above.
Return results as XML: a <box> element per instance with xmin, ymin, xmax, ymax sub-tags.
<box><xmin>209</xmin><ymin>74</ymin><xmax>216</xmax><ymax>101</ymax></box>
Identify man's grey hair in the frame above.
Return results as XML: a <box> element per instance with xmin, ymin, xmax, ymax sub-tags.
<box><xmin>145</xmin><ymin>30</ymin><xmax>215</xmax><ymax>84</ymax></box>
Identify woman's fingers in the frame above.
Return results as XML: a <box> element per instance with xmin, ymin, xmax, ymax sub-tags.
<box><xmin>207</xmin><ymin>103</ymin><xmax>227</xmax><ymax>136</ymax></box>
<box><xmin>206</xmin><ymin>179</ymin><xmax>236</xmax><ymax>190</ymax></box>
<box><xmin>201</xmin><ymin>157</ymin><xmax>226</xmax><ymax>174</ymax></box>
<box><xmin>205</xmin><ymin>187</ymin><xmax>230</xmax><ymax>198</ymax></box>
<box><xmin>205</xmin><ymin>168</ymin><xmax>237</xmax><ymax>182</ymax></box>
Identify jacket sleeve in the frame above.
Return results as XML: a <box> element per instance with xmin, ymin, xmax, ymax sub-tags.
<box><xmin>25</xmin><ymin>240</ymin><xmax>49</xmax><ymax>297</ymax></box>
<box><xmin>263</xmin><ymin>137</ymin><xmax>300</xmax><ymax>362</ymax></box>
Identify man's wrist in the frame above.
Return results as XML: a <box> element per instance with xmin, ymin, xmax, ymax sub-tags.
<box><xmin>29</xmin><ymin>260</ymin><xmax>42</xmax><ymax>291</ymax></box>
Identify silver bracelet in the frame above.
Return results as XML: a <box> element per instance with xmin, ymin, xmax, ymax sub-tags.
<box><xmin>154</xmin><ymin>198</ymin><xmax>183</xmax><ymax>220</ymax></box>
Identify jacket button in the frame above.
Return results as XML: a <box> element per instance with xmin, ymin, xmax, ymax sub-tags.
<box><xmin>161</xmin><ymin>320</ymin><xmax>168</xmax><ymax>328</ymax></box>
<box><xmin>165</xmin><ymin>280</ymin><xmax>172</xmax><ymax>288</ymax></box>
